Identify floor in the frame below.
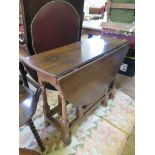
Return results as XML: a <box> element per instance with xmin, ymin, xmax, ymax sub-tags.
<box><xmin>116</xmin><ymin>74</ymin><xmax>135</xmax><ymax>155</ymax></box>
<box><xmin>20</xmin><ymin>88</ymin><xmax>135</xmax><ymax>155</ymax></box>
<box><xmin>122</xmin><ymin>127</ymin><xmax>135</xmax><ymax>155</ymax></box>
<box><xmin>116</xmin><ymin>74</ymin><xmax>135</xmax><ymax>99</ymax></box>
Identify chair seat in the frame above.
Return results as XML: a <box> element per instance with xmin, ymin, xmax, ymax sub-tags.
<box><xmin>19</xmin><ymin>148</ymin><xmax>41</xmax><ymax>155</ymax></box>
<box><xmin>19</xmin><ymin>85</ymin><xmax>35</xmax><ymax>127</ymax></box>
<box><xmin>19</xmin><ymin>85</ymin><xmax>45</xmax><ymax>151</ymax></box>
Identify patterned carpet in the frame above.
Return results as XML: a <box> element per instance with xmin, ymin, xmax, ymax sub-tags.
<box><xmin>19</xmin><ymin>90</ymin><xmax>135</xmax><ymax>155</ymax></box>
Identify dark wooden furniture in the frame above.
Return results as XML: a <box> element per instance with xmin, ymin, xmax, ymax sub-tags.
<box><xmin>20</xmin><ymin>0</ymin><xmax>84</xmax><ymax>55</ymax></box>
<box><xmin>19</xmin><ymin>0</ymin><xmax>84</xmax><ymax>91</ymax></box>
<box><xmin>19</xmin><ymin>84</ymin><xmax>45</xmax><ymax>152</ymax></box>
<box><xmin>22</xmin><ymin>36</ymin><xmax>129</xmax><ymax>145</ymax></box>
<box><xmin>31</xmin><ymin>1</ymin><xmax>80</xmax><ymax>54</ymax></box>
<box><xmin>19</xmin><ymin>148</ymin><xmax>41</xmax><ymax>155</ymax></box>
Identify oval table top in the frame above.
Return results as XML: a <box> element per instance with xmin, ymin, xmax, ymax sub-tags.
<box><xmin>23</xmin><ymin>36</ymin><xmax>128</xmax><ymax>78</ymax></box>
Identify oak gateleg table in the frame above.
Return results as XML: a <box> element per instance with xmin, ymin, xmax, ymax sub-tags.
<box><xmin>22</xmin><ymin>36</ymin><xmax>129</xmax><ymax>145</ymax></box>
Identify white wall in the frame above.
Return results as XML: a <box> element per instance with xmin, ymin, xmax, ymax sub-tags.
<box><xmin>84</xmin><ymin>0</ymin><xmax>106</xmax><ymax>14</ymax></box>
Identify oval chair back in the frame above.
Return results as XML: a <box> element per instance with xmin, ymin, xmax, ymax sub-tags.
<box><xmin>31</xmin><ymin>1</ymin><xmax>80</xmax><ymax>54</ymax></box>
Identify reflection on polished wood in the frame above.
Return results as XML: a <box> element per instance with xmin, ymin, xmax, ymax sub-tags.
<box><xmin>23</xmin><ymin>36</ymin><xmax>129</xmax><ymax>145</ymax></box>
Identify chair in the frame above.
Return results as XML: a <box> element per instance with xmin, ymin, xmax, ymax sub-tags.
<box><xmin>19</xmin><ymin>84</ymin><xmax>45</xmax><ymax>152</ymax></box>
<box><xmin>19</xmin><ymin>148</ymin><xmax>41</xmax><ymax>155</ymax></box>
<box><xmin>20</xmin><ymin>0</ymin><xmax>84</xmax><ymax>89</ymax></box>
<box><xmin>31</xmin><ymin>1</ymin><xmax>80</xmax><ymax>54</ymax></box>
<box><xmin>19</xmin><ymin>1</ymin><xmax>84</xmax><ymax>133</ymax></box>
<box><xmin>20</xmin><ymin>0</ymin><xmax>84</xmax><ymax>55</ymax></box>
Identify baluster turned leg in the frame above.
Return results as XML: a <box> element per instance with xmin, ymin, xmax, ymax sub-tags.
<box><xmin>40</xmin><ymin>81</ymin><xmax>51</xmax><ymax>127</ymax></box>
<box><xmin>60</xmin><ymin>95</ymin><xmax>71</xmax><ymax>145</ymax></box>
<box><xmin>28</xmin><ymin>119</ymin><xmax>45</xmax><ymax>152</ymax></box>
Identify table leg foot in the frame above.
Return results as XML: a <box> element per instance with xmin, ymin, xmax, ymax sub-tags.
<box><xmin>109</xmin><ymin>88</ymin><xmax>116</xmax><ymax>99</ymax></box>
<box><xmin>109</xmin><ymin>79</ymin><xmax>116</xmax><ymax>99</ymax></box>
<box><xmin>101</xmin><ymin>91</ymin><xmax>109</xmax><ymax>107</ymax></box>
<box><xmin>101</xmin><ymin>98</ymin><xmax>108</xmax><ymax>107</ymax></box>
<box><xmin>63</xmin><ymin>135</ymin><xmax>71</xmax><ymax>146</ymax></box>
<box><xmin>28</xmin><ymin>119</ymin><xmax>45</xmax><ymax>152</ymax></box>
<box><xmin>61</xmin><ymin>120</ymin><xmax>71</xmax><ymax>146</ymax></box>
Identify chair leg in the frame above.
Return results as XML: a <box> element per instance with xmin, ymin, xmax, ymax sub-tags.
<box><xmin>27</xmin><ymin>119</ymin><xmax>45</xmax><ymax>152</ymax></box>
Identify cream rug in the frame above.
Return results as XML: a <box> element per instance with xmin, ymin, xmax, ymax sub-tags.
<box><xmin>19</xmin><ymin>90</ymin><xmax>135</xmax><ymax>155</ymax></box>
